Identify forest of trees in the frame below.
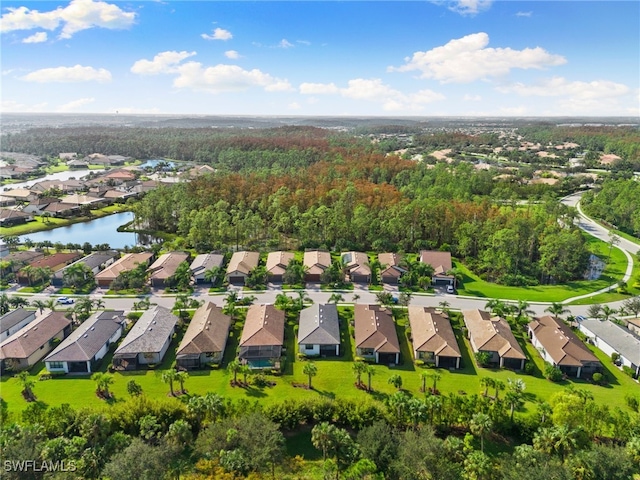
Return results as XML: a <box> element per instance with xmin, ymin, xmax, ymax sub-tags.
<box><xmin>581</xmin><ymin>178</ymin><xmax>640</xmax><ymax>237</ymax></box>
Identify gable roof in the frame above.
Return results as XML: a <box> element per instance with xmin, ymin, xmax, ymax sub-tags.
<box><xmin>226</xmin><ymin>251</ymin><xmax>260</xmax><ymax>275</ymax></box>
<box><xmin>44</xmin><ymin>311</ymin><xmax>125</xmax><ymax>363</ymax></box>
<box><xmin>408</xmin><ymin>306</ymin><xmax>461</xmax><ymax>358</ymax></box>
<box><xmin>176</xmin><ymin>302</ymin><xmax>231</xmax><ymax>356</ymax></box>
<box><xmin>114</xmin><ymin>305</ymin><xmax>178</xmax><ymax>355</ymax></box>
<box><xmin>239</xmin><ymin>304</ymin><xmax>284</xmax><ymax>347</ymax></box>
<box><xmin>148</xmin><ymin>251</ymin><xmax>190</xmax><ymax>281</ymax></box>
<box><xmin>0</xmin><ymin>312</ymin><xmax>71</xmax><ymax>360</ymax></box>
<box><xmin>190</xmin><ymin>253</ymin><xmax>225</xmax><ymax>275</ymax></box>
<box><xmin>26</xmin><ymin>252</ymin><xmax>82</xmax><ymax>271</ymax></box>
<box><xmin>266</xmin><ymin>251</ymin><xmax>294</xmax><ymax>276</ymax></box>
<box><xmin>298</xmin><ymin>303</ymin><xmax>341</xmax><ymax>346</ymax></box>
<box><xmin>95</xmin><ymin>253</ymin><xmax>153</xmax><ymax>281</ymax></box>
<box><xmin>0</xmin><ymin>308</ymin><xmax>35</xmax><ymax>334</ymax></box>
<box><xmin>342</xmin><ymin>252</ymin><xmax>371</xmax><ymax>276</ymax></box>
<box><xmin>379</xmin><ymin>253</ymin><xmax>406</xmax><ymax>277</ymax></box>
<box><xmin>529</xmin><ymin>316</ymin><xmax>600</xmax><ymax>366</ymax></box>
<box><xmin>53</xmin><ymin>251</ymin><xmax>120</xmax><ymax>280</ymax></box>
<box><xmin>579</xmin><ymin>318</ymin><xmax>640</xmax><ymax>365</ymax></box>
<box><xmin>354</xmin><ymin>304</ymin><xmax>400</xmax><ymax>354</ymax></box>
<box><xmin>303</xmin><ymin>250</ymin><xmax>332</xmax><ymax>275</ymax></box>
<box><xmin>463</xmin><ymin>309</ymin><xmax>525</xmax><ymax>359</ymax></box>
<box><xmin>419</xmin><ymin>250</ymin><xmax>453</xmax><ymax>276</ymax></box>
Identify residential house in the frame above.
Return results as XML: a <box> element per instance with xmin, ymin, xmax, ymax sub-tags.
<box><xmin>419</xmin><ymin>250</ymin><xmax>454</xmax><ymax>285</ymax></box>
<box><xmin>266</xmin><ymin>251</ymin><xmax>294</xmax><ymax>283</ymax></box>
<box><xmin>30</xmin><ymin>180</ymin><xmax>83</xmax><ymax>194</ymax></box>
<box><xmin>60</xmin><ymin>194</ymin><xmax>105</xmax><ymax>208</ymax></box>
<box><xmin>238</xmin><ymin>304</ymin><xmax>285</xmax><ymax>368</ymax></box>
<box><xmin>626</xmin><ymin>318</ymin><xmax>640</xmax><ymax>336</ymax></box>
<box><xmin>148</xmin><ymin>251</ymin><xmax>190</xmax><ymax>289</ymax></box>
<box><xmin>17</xmin><ymin>252</ymin><xmax>82</xmax><ymax>285</ymax></box>
<box><xmin>176</xmin><ymin>302</ymin><xmax>231</xmax><ymax>369</ymax></box>
<box><xmin>0</xmin><ymin>312</ymin><xmax>71</xmax><ymax>372</ymax></box>
<box><xmin>52</xmin><ymin>251</ymin><xmax>119</xmax><ymax>287</ymax></box>
<box><xmin>0</xmin><ymin>196</ymin><xmax>16</xmax><ymax>207</ymax></box>
<box><xmin>303</xmin><ymin>250</ymin><xmax>332</xmax><ymax>282</ymax></box>
<box><xmin>226</xmin><ymin>251</ymin><xmax>260</xmax><ymax>285</ymax></box>
<box><xmin>112</xmin><ymin>305</ymin><xmax>178</xmax><ymax>370</ymax></box>
<box><xmin>3</xmin><ymin>251</ymin><xmax>45</xmax><ymax>272</ymax></box>
<box><xmin>186</xmin><ymin>165</ymin><xmax>216</xmax><ymax>177</ymax></box>
<box><xmin>67</xmin><ymin>159</ymin><xmax>88</xmax><ymax>169</ymax></box>
<box><xmin>44</xmin><ymin>310</ymin><xmax>126</xmax><ymax>374</ymax></box>
<box><xmin>59</xmin><ymin>153</ymin><xmax>77</xmax><ymax>161</ymax></box>
<box><xmin>23</xmin><ymin>197</ymin><xmax>61</xmax><ymax>215</ymax></box>
<box><xmin>42</xmin><ymin>202</ymin><xmax>80</xmax><ymax>218</ymax></box>
<box><xmin>578</xmin><ymin>318</ymin><xmax>637</xmax><ymax>376</ymax></box>
<box><xmin>342</xmin><ymin>251</ymin><xmax>371</xmax><ymax>283</ymax></box>
<box><xmin>0</xmin><ymin>209</ymin><xmax>32</xmax><ymax>226</ymax></box>
<box><xmin>0</xmin><ymin>188</ymin><xmax>37</xmax><ymax>203</ymax></box>
<box><xmin>378</xmin><ymin>253</ymin><xmax>406</xmax><ymax>284</ymax></box>
<box><xmin>190</xmin><ymin>253</ymin><xmax>225</xmax><ymax>284</ymax></box>
<box><xmin>463</xmin><ymin>309</ymin><xmax>526</xmax><ymax>370</ymax></box>
<box><xmin>0</xmin><ymin>308</ymin><xmax>36</xmax><ymax>340</ymax></box>
<box><xmin>107</xmin><ymin>155</ymin><xmax>128</xmax><ymax>165</ymax></box>
<box><xmin>298</xmin><ymin>303</ymin><xmax>341</xmax><ymax>357</ymax></box>
<box><xmin>408</xmin><ymin>306</ymin><xmax>461</xmax><ymax>369</ymax></box>
<box><xmin>95</xmin><ymin>252</ymin><xmax>154</xmax><ymax>287</ymax></box>
<box><xmin>354</xmin><ymin>304</ymin><xmax>400</xmax><ymax>364</ymax></box>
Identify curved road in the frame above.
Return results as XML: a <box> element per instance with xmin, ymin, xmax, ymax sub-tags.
<box><xmin>10</xmin><ymin>192</ymin><xmax>639</xmax><ymax>318</ymax></box>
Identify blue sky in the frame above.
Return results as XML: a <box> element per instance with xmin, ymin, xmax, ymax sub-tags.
<box><xmin>2</xmin><ymin>0</ymin><xmax>639</xmax><ymax>116</ymax></box>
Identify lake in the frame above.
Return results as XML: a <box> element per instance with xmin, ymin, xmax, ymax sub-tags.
<box><xmin>1</xmin><ymin>169</ymin><xmax>104</xmax><ymax>191</ymax></box>
<box><xmin>18</xmin><ymin>212</ymin><xmax>146</xmax><ymax>249</ymax></box>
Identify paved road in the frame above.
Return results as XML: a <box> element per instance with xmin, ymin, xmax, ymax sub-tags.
<box><xmin>9</xmin><ymin>191</ymin><xmax>638</xmax><ymax>318</ymax></box>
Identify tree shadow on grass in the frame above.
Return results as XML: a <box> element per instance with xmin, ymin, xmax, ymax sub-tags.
<box><xmin>244</xmin><ymin>386</ymin><xmax>268</xmax><ymax>398</ymax></box>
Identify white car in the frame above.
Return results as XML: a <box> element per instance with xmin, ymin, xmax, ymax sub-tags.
<box><xmin>446</xmin><ymin>285</ymin><xmax>455</xmax><ymax>294</ymax></box>
<box><xmin>56</xmin><ymin>297</ymin><xmax>74</xmax><ymax>305</ymax></box>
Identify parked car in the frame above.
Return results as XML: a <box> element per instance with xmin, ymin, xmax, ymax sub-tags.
<box><xmin>446</xmin><ymin>285</ymin><xmax>455</xmax><ymax>294</ymax></box>
<box><xmin>56</xmin><ymin>297</ymin><xmax>74</xmax><ymax>305</ymax></box>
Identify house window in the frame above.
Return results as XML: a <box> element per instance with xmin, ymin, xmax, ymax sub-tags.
<box><xmin>49</xmin><ymin>362</ymin><xmax>64</xmax><ymax>369</ymax></box>
<box><xmin>304</xmin><ymin>344</ymin><xmax>314</xmax><ymax>351</ymax></box>
<box><xmin>359</xmin><ymin>348</ymin><xmax>374</xmax><ymax>356</ymax></box>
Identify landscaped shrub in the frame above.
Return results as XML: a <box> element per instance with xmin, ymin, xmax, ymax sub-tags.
<box><xmin>523</xmin><ymin>362</ymin><xmax>535</xmax><ymax>375</ymax></box>
<box><xmin>592</xmin><ymin>372</ymin><xmax>605</xmax><ymax>385</ymax></box>
<box><xmin>622</xmin><ymin>365</ymin><xmax>636</xmax><ymax>378</ymax></box>
<box><xmin>475</xmin><ymin>351</ymin><xmax>491</xmax><ymax>367</ymax></box>
<box><xmin>544</xmin><ymin>363</ymin><xmax>563</xmax><ymax>382</ymax></box>
<box><xmin>625</xmin><ymin>394</ymin><xmax>639</xmax><ymax>412</ymax></box>
<box><xmin>612</xmin><ymin>352</ymin><xmax>621</xmax><ymax>364</ymax></box>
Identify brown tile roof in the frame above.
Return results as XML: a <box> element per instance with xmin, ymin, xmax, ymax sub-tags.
<box><xmin>266</xmin><ymin>251</ymin><xmax>294</xmax><ymax>276</ymax></box>
<box><xmin>463</xmin><ymin>309</ymin><xmax>525</xmax><ymax>360</ymax></box>
<box><xmin>409</xmin><ymin>306</ymin><xmax>461</xmax><ymax>358</ymax></box>
<box><xmin>0</xmin><ymin>312</ymin><xmax>71</xmax><ymax>360</ymax></box>
<box><xmin>226</xmin><ymin>251</ymin><xmax>260</xmax><ymax>275</ymax></box>
<box><xmin>303</xmin><ymin>250</ymin><xmax>332</xmax><ymax>275</ymax></box>
<box><xmin>342</xmin><ymin>251</ymin><xmax>371</xmax><ymax>276</ymax></box>
<box><xmin>26</xmin><ymin>252</ymin><xmax>82</xmax><ymax>271</ymax></box>
<box><xmin>419</xmin><ymin>250</ymin><xmax>453</xmax><ymax>276</ymax></box>
<box><xmin>239</xmin><ymin>304</ymin><xmax>284</xmax><ymax>347</ymax></box>
<box><xmin>529</xmin><ymin>315</ymin><xmax>599</xmax><ymax>367</ymax></box>
<box><xmin>148</xmin><ymin>252</ymin><xmax>190</xmax><ymax>281</ymax></box>
<box><xmin>95</xmin><ymin>253</ymin><xmax>154</xmax><ymax>282</ymax></box>
<box><xmin>354</xmin><ymin>304</ymin><xmax>400</xmax><ymax>354</ymax></box>
<box><xmin>379</xmin><ymin>253</ymin><xmax>405</xmax><ymax>278</ymax></box>
<box><xmin>176</xmin><ymin>302</ymin><xmax>231</xmax><ymax>355</ymax></box>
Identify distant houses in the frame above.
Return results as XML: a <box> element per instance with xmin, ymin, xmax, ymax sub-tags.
<box><xmin>176</xmin><ymin>302</ymin><xmax>231</xmax><ymax>369</ymax></box>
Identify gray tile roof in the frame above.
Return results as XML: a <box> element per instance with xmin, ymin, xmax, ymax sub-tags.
<box><xmin>579</xmin><ymin>319</ymin><xmax>640</xmax><ymax>366</ymax></box>
<box><xmin>114</xmin><ymin>305</ymin><xmax>178</xmax><ymax>356</ymax></box>
<box><xmin>190</xmin><ymin>253</ymin><xmax>225</xmax><ymax>275</ymax></box>
<box><xmin>53</xmin><ymin>251</ymin><xmax>120</xmax><ymax>280</ymax></box>
<box><xmin>0</xmin><ymin>308</ymin><xmax>35</xmax><ymax>334</ymax></box>
<box><xmin>298</xmin><ymin>303</ymin><xmax>341</xmax><ymax>346</ymax></box>
<box><xmin>45</xmin><ymin>311</ymin><xmax>125</xmax><ymax>363</ymax></box>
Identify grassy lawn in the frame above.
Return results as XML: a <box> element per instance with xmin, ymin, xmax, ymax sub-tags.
<box><xmin>3</xmin><ymin>307</ymin><xmax>638</xmax><ymax>417</ymax></box>
<box><xmin>455</xmin><ymin>234</ymin><xmax>631</xmax><ymax>302</ymax></box>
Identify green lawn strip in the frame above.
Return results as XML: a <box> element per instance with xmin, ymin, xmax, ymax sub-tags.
<box><xmin>455</xmin><ymin>234</ymin><xmax>629</xmax><ymax>302</ymax></box>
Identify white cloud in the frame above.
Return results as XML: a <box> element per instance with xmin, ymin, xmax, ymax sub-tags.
<box><xmin>131</xmin><ymin>51</ymin><xmax>196</xmax><ymax>75</ymax></box>
<box><xmin>201</xmin><ymin>27</ymin><xmax>232</xmax><ymax>41</ymax></box>
<box><xmin>299</xmin><ymin>82</ymin><xmax>340</xmax><ymax>94</ymax></box>
<box><xmin>288</xmin><ymin>102</ymin><xmax>301</xmax><ymax>110</ymax></box>
<box><xmin>433</xmin><ymin>0</ymin><xmax>493</xmax><ymax>16</ymax></box>
<box><xmin>279</xmin><ymin>39</ymin><xmax>294</xmax><ymax>49</ymax></box>
<box><xmin>516</xmin><ymin>11</ymin><xmax>533</xmax><ymax>17</ymax></box>
<box><xmin>1</xmin><ymin>0</ymin><xmax>136</xmax><ymax>39</ymax></box>
<box><xmin>57</xmin><ymin>97</ymin><xmax>95</xmax><ymax>112</ymax></box>
<box><xmin>297</xmin><ymin>40</ymin><xmax>310</xmax><ymax>46</ymax></box>
<box><xmin>389</xmin><ymin>32</ymin><xmax>566</xmax><ymax>83</ymax></box>
<box><xmin>173</xmin><ymin>62</ymin><xmax>292</xmax><ymax>93</ymax></box>
<box><xmin>301</xmin><ymin>78</ymin><xmax>444</xmax><ymax>111</ymax></box>
<box><xmin>224</xmin><ymin>50</ymin><xmax>240</xmax><ymax>59</ymax></box>
<box><xmin>22</xmin><ymin>32</ymin><xmax>48</xmax><ymax>43</ymax></box>
<box><xmin>463</xmin><ymin>94</ymin><xmax>482</xmax><ymax>101</ymax></box>
<box><xmin>22</xmin><ymin>64</ymin><xmax>111</xmax><ymax>83</ymax></box>
<box><xmin>1</xmin><ymin>99</ymin><xmax>48</xmax><ymax>112</ymax></box>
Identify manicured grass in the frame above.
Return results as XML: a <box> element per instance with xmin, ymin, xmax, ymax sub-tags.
<box><xmin>455</xmin><ymin>234</ymin><xmax>631</xmax><ymax>302</ymax></box>
<box><xmin>3</xmin><ymin>308</ymin><xmax>638</xmax><ymax>417</ymax></box>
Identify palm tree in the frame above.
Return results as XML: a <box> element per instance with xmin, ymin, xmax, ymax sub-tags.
<box><xmin>364</xmin><ymin>364</ymin><xmax>376</xmax><ymax>392</ymax></box>
<box><xmin>513</xmin><ymin>300</ymin><xmax>534</xmax><ymax>323</ymax></box>
<box><xmin>493</xmin><ymin>379</ymin><xmax>506</xmax><ymax>400</ymax></box>
<box><xmin>17</xmin><ymin>371</ymin><xmax>36</xmax><ymax>401</ymax></box>
<box><xmin>175</xmin><ymin>371</ymin><xmax>189</xmax><ymax>394</ymax></box>
<box><xmin>388</xmin><ymin>373</ymin><xmax>403</xmax><ymax>391</ymax></box>
<box><xmin>94</xmin><ymin>299</ymin><xmax>105</xmax><ymax>310</ymax></box>
<box><xmin>485</xmin><ymin>298</ymin><xmax>507</xmax><ymax>317</ymax></box>
<box><xmin>295</xmin><ymin>290</ymin><xmax>312</xmax><ymax>310</ymax></box>
<box><xmin>311</xmin><ymin>422</ymin><xmax>335</xmax><ymax>462</ymax></box>
<box><xmin>303</xmin><ymin>361</ymin><xmax>318</xmax><ymax>389</ymax></box>
<box><xmin>227</xmin><ymin>359</ymin><xmax>241</xmax><ymax>385</ymax></box>
<box><xmin>480</xmin><ymin>376</ymin><xmax>494</xmax><ymax>397</ymax></box>
<box><xmin>32</xmin><ymin>299</ymin><xmax>47</xmax><ymax>315</ymax></box>
<box><xmin>600</xmin><ymin>305</ymin><xmax>617</xmax><ymax>322</ymax></box>
<box><xmin>352</xmin><ymin>361</ymin><xmax>367</xmax><ymax>387</ymax></box>
<box><xmin>21</xmin><ymin>265</ymin><xmax>35</xmax><ymax>286</ymax></box>
<box><xmin>420</xmin><ymin>370</ymin><xmax>431</xmax><ymax>393</ymax></box>
<box><xmin>430</xmin><ymin>371</ymin><xmax>441</xmax><ymax>394</ymax></box>
<box><xmin>328</xmin><ymin>293</ymin><xmax>344</xmax><ymax>304</ymax></box>
<box><xmin>352</xmin><ymin>293</ymin><xmax>360</xmax><ymax>303</ymax></box>
<box><xmin>470</xmin><ymin>412</ymin><xmax>493</xmax><ymax>453</ymax></box>
<box><xmin>9</xmin><ymin>296</ymin><xmax>29</xmax><ymax>309</ymax></box>
<box><xmin>204</xmin><ymin>266</ymin><xmax>223</xmax><ymax>285</ymax></box>
<box><xmin>45</xmin><ymin>299</ymin><xmax>57</xmax><ymax>312</ymax></box>
<box><xmin>91</xmin><ymin>372</ymin><xmax>114</xmax><ymax>399</ymax></box>
<box><xmin>162</xmin><ymin>370</ymin><xmax>178</xmax><ymax>396</ymax></box>
<box><xmin>545</xmin><ymin>302</ymin><xmax>569</xmax><ymax>321</ymax></box>
<box><xmin>239</xmin><ymin>364</ymin><xmax>251</xmax><ymax>385</ymax></box>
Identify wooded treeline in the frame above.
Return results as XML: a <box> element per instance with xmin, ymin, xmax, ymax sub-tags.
<box><xmin>581</xmin><ymin>178</ymin><xmax>640</xmax><ymax>237</ymax></box>
<box><xmin>2</xmin><ymin>389</ymin><xmax>639</xmax><ymax>479</ymax></box>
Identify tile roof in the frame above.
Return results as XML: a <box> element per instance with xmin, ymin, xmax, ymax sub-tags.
<box><xmin>298</xmin><ymin>303</ymin><xmax>340</xmax><ymax>346</ymax></box>
<box><xmin>354</xmin><ymin>304</ymin><xmax>400</xmax><ymax>354</ymax></box>
<box><xmin>239</xmin><ymin>304</ymin><xmax>284</xmax><ymax>347</ymax></box>
<box><xmin>266</xmin><ymin>251</ymin><xmax>294</xmax><ymax>276</ymax></box>
<box><xmin>44</xmin><ymin>311</ymin><xmax>125</xmax><ymax>363</ymax></box>
<box><xmin>303</xmin><ymin>250</ymin><xmax>332</xmax><ymax>275</ymax></box>
<box><xmin>580</xmin><ymin>319</ymin><xmax>639</xmax><ymax>363</ymax></box>
<box><xmin>0</xmin><ymin>312</ymin><xmax>71</xmax><ymax>360</ymax></box>
<box><xmin>529</xmin><ymin>316</ymin><xmax>600</xmax><ymax>366</ymax></box>
<box><xmin>26</xmin><ymin>252</ymin><xmax>82</xmax><ymax>270</ymax></box>
<box><xmin>114</xmin><ymin>305</ymin><xmax>178</xmax><ymax>356</ymax></box>
<box><xmin>189</xmin><ymin>253</ymin><xmax>224</xmax><ymax>275</ymax></box>
<box><xmin>176</xmin><ymin>302</ymin><xmax>231</xmax><ymax>356</ymax></box>
<box><xmin>408</xmin><ymin>306</ymin><xmax>461</xmax><ymax>358</ymax></box>
<box><xmin>0</xmin><ymin>308</ymin><xmax>35</xmax><ymax>334</ymax></box>
<box><xmin>95</xmin><ymin>253</ymin><xmax>153</xmax><ymax>281</ymax></box>
<box><xmin>463</xmin><ymin>309</ymin><xmax>525</xmax><ymax>360</ymax></box>
<box><xmin>148</xmin><ymin>252</ymin><xmax>190</xmax><ymax>281</ymax></box>
<box><xmin>419</xmin><ymin>250</ymin><xmax>453</xmax><ymax>276</ymax></box>
<box><xmin>226</xmin><ymin>251</ymin><xmax>260</xmax><ymax>275</ymax></box>
<box><xmin>342</xmin><ymin>252</ymin><xmax>371</xmax><ymax>276</ymax></box>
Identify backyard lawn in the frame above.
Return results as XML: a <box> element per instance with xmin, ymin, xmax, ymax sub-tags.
<box><xmin>2</xmin><ymin>307</ymin><xmax>638</xmax><ymax>417</ymax></box>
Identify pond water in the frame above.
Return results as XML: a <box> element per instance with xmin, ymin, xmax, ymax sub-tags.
<box><xmin>1</xmin><ymin>169</ymin><xmax>103</xmax><ymax>191</ymax></box>
<box><xmin>18</xmin><ymin>212</ymin><xmax>154</xmax><ymax>249</ymax></box>
<box><xmin>138</xmin><ymin>159</ymin><xmax>175</xmax><ymax>169</ymax></box>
